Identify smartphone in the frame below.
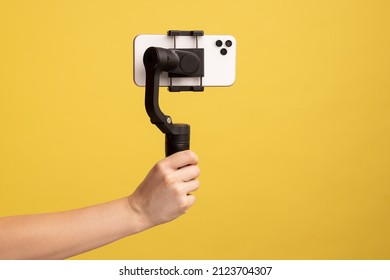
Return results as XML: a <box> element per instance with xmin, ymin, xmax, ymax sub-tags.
<box><xmin>133</xmin><ymin>34</ymin><xmax>236</xmax><ymax>87</ymax></box>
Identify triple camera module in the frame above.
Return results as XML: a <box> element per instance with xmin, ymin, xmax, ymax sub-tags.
<box><xmin>216</xmin><ymin>40</ymin><xmax>233</xmax><ymax>55</ymax></box>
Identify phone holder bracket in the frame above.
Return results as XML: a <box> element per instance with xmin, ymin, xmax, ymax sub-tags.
<box><xmin>167</xmin><ymin>30</ymin><xmax>205</xmax><ymax>92</ymax></box>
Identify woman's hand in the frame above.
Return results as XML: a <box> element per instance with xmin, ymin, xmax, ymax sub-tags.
<box><xmin>128</xmin><ymin>150</ymin><xmax>200</xmax><ymax>228</ymax></box>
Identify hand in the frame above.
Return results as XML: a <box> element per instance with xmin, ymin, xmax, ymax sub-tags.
<box><xmin>128</xmin><ymin>150</ymin><xmax>200</xmax><ymax>228</ymax></box>
<box><xmin>0</xmin><ymin>150</ymin><xmax>200</xmax><ymax>259</ymax></box>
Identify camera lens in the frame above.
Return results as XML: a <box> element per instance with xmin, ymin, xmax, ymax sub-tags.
<box><xmin>220</xmin><ymin>48</ymin><xmax>228</xmax><ymax>55</ymax></box>
<box><xmin>216</xmin><ymin>40</ymin><xmax>223</xmax><ymax>47</ymax></box>
<box><xmin>225</xmin><ymin>40</ymin><xmax>232</xmax><ymax>47</ymax></box>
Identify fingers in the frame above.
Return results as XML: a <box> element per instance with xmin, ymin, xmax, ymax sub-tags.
<box><xmin>182</xmin><ymin>179</ymin><xmax>200</xmax><ymax>194</ymax></box>
<box><xmin>165</xmin><ymin>150</ymin><xmax>198</xmax><ymax>170</ymax></box>
<box><xmin>176</xmin><ymin>164</ymin><xmax>200</xmax><ymax>182</ymax></box>
<box><xmin>186</xmin><ymin>195</ymin><xmax>196</xmax><ymax>209</ymax></box>
<box><xmin>159</xmin><ymin>150</ymin><xmax>200</xmax><ymax>211</ymax></box>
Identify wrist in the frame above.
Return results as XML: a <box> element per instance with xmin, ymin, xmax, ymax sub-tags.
<box><xmin>125</xmin><ymin>195</ymin><xmax>155</xmax><ymax>234</ymax></box>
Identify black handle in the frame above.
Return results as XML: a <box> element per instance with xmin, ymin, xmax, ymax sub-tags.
<box><xmin>165</xmin><ymin>125</ymin><xmax>190</xmax><ymax>157</ymax></box>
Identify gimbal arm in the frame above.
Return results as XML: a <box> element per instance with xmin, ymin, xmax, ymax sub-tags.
<box><xmin>143</xmin><ymin>47</ymin><xmax>191</xmax><ymax>156</ymax></box>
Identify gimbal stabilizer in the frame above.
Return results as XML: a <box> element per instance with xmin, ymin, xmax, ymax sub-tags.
<box><xmin>143</xmin><ymin>31</ymin><xmax>204</xmax><ymax>157</ymax></box>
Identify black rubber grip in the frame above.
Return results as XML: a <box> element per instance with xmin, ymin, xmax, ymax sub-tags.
<box><xmin>165</xmin><ymin>133</ymin><xmax>190</xmax><ymax>157</ymax></box>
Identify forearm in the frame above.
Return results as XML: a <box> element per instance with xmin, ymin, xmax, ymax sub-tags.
<box><xmin>0</xmin><ymin>197</ymin><xmax>149</xmax><ymax>259</ymax></box>
<box><xmin>0</xmin><ymin>151</ymin><xmax>200</xmax><ymax>260</ymax></box>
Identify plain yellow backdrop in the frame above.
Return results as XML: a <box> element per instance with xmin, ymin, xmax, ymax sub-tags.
<box><xmin>0</xmin><ymin>0</ymin><xmax>389</xmax><ymax>259</ymax></box>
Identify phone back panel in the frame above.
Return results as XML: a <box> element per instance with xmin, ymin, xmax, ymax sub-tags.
<box><xmin>133</xmin><ymin>34</ymin><xmax>236</xmax><ymax>87</ymax></box>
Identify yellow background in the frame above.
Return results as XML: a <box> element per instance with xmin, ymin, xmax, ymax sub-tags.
<box><xmin>0</xmin><ymin>0</ymin><xmax>389</xmax><ymax>259</ymax></box>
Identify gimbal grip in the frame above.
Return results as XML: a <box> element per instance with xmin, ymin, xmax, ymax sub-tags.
<box><xmin>165</xmin><ymin>133</ymin><xmax>190</xmax><ymax>157</ymax></box>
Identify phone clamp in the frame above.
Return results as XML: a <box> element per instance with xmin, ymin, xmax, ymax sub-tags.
<box><xmin>144</xmin><ymin>30</ymin><xmax>204</xmax><ymax>156</ymax></box>
<box><xmin>167</xmin><ymin>30</ymin><xmax>204</xmax><ymax>92</ymax></box>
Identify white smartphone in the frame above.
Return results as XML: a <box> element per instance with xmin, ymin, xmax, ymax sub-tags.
<box><xmin>133</xmin><ymin>34</ymin><xmax>236</xmax><ymax>87</ymax></box>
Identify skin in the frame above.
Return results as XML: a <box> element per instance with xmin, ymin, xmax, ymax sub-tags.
<box><xmin>0</xmin><ymin>150</ymin><xmax>200</xmax><ymax>259</ymax></box>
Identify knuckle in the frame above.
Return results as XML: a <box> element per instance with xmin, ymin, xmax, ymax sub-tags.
<box><xmin>194</xmin><ymin>166</ymin><xmax>200</xmax><ymax>177</ymax></box>
<box><xmin>190</xmin><ymin>195</ymin><xmax>196</xmax><ymax>205</ymax></box>
<box><xmin>178</xmin><ymin>197</ymin><xmax>188</xmax><ymax>211</ymax></box>
<box><xmin>163</xmin><ymin>173</ymin><xmax>176</xmax><ymax>186</ymax></box>
<box><xmin>171</xmin><ymin>182</ymin><xmax>182</xmax><ymax>196</ymax></box>
<box><xmin>184</xmin><ymin>150</ymin><xmax>198</xmax><ymax>163</ymax></box>
<box><xmin>153</xmin><ymin>160</ymin><xmax>166</xmax><ymax>173</ymax></box>
<box><xmin>193</xmin><ymin>179</ymin><xmax>200</xmax><ymax>190</ymax></box>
